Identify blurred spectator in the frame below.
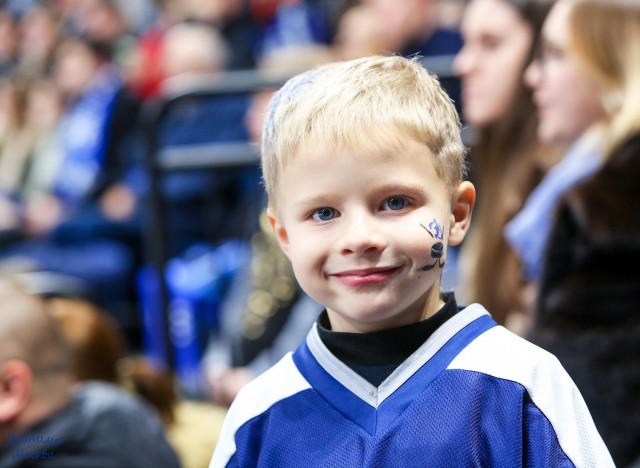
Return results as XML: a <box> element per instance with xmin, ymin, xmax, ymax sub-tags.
<box><xmin>453</xmin><ymin>0</ymin><xmax>556</xmax><ymax>331</ymax></box>
<box><xmin>0</xmin><ymin>279</ymin><xmax>181</xmax><ymax>467</ymax></box>
<box><xmin>16</xmin><ymin>3</ymin><xmax>62</xmax><ymax>78</ymax></box>
<box><xmin>135</xmin><ymin>21</ymin><xmax>262</xmax><ymax>398</ymax></box>
<box><xmin>520</xmin><ymin>0</ymin><xmax>640</xmax><ymax>465</ymax></box>
<box><xmin>0</xmin><ymin>76</ymin><xmax>64</xmax><ymax>246</ymax></box>
<box><xmin>121</xmin><ymin>357</ymin><xmax>228</xmax><ymax>468</ymax></box>
<box><xmin>32</xmin><ymin>37</ymin><xmax>139</xmax><ymax>234</ymax></box>
<box><xmin>365</xmin><ymin>0</ymin><xmax>462</xmax><ymax>57</ymax></box>
<box><xmin>126</xmin><ymin>0</ymin><xmax>185</xmax><ymax>100</ymax></box>
<box><xmin>0</xmin><ymin>36</ymin><xmax>144</xmax><ymax>328</ymax></box>
<box><xmin>332</xmin><ymin>4</ymin><xmax>392</xmax><ymax>60</ymax></box>
<box><xmin>259</xmin><ymin>0</ymin><xmax>331</xmax><ymax>59</ymax></box>
<box><xmin>45</xmin><ymin>296</ymin><xmax>126</xmax><ymax>385</ymax></box>
<box><xmin>154</xmin><ymin>21</ymin><xmax>261</xmax><ymax>256</ymax></box>
<box><xmin>44</xmin><ymin>294</ymin><xmax>228</xmax><ymax>468</ymax></box>
<box><xmin>0</xmin><ymin>10</ymin><xmax>19</xmax><ymax>75</ymax></box>
<box><xmin>160</xmin><ymin>21</ymin><xmax>230</xmax><ymax>84</ymax></box>
<box><xmin>181</xmin><ymin>0</ymin><xmax>260</xmax><ymax>69</ymax></box>
<box><xmin>364</xmin><ymin>0</ymin><xmax>462</xmax><ymax>107</ymax></box>
<box><xmin>505</xmin><ymin>0</ymin><xmax>605</xmax><ymax>289</ymax></box>
<box><xmin>20</xmin><ymin>78</ymin><xmax>65</xmax><ymax>205</ymax></box>
<box><xmin>68</xmin><ymin>0</ymin><xmax>138</xmax><ymax>71</ymax></box>
<box><xmin>0</xmin><ymin>77</ymin><xmax>34</xmax><ymax>223</ymax></box>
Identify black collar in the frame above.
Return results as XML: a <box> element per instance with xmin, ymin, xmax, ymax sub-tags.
<box><xmin>317</xmin><ymin>293</ymin><xmax>459</xmax><ymax>387</ymax></box>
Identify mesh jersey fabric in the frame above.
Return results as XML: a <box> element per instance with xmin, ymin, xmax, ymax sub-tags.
<box><xmin>210</xmin><ymin>304</ymin><xmax>613</xmax><ymax>468</ymax></box>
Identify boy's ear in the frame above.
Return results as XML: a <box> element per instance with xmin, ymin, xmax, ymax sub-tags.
<box><xmin>266</xmin><ymin>207</ymin><xmax>290</xmax><ymax>257</ymax></box>
<box><xmin>448</xmin><ymin>181</ymin><xmax>475</xmax><ymax>246</ymax></box>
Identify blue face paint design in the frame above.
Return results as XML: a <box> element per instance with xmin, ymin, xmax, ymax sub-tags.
<box><xmin>419</xmin><ymin>221</ymin><xmax>446</xmax><ymax>271</ymax></box>
<box><xmin>428</xmin><ymin>219</ymin><xmax>444</xmax><ymax>240</ymax></box>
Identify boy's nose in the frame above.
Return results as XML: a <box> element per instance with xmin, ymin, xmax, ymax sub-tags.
<box><xmin>337</xmin><ymin>214</ymin><xmax>387</xmax><ymax>255</ymax></box>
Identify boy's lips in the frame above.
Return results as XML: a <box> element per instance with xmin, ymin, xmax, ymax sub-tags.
<box><xmin>330</xmin><ymin>266</ymin><xmax>401</xmax><ymax>286</ymax></box>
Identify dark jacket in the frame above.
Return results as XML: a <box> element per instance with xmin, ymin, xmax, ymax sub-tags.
<box><xmin>0</xmin><ymin>382</ymin><xmax>181</xmax><ymax>468</ymax></box>
<box><xmin>530</xmin><ymin>132</ymin><xmax>640</xmax><ymax>467</ymax></box>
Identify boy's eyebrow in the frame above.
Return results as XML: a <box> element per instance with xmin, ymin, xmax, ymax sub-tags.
<box><xmin>372</xmin><ymin>183</ymin><xmax>426</xmax><ymax>196</ymax></box>
<box><xmin>294</xmin><ymin>192</ymin><xmax>338</xmax><ymax>208</ymax></box>
<box><xmin>295</xmin><ymin>183</ymin><xmax>426</xmax><ymax>207</ymax></box>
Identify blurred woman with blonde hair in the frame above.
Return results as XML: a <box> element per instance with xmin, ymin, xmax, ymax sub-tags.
<box><xmin>525</xmin><ymin>1</ymin><xmax>640</xmax><ymax>464</ymax></box>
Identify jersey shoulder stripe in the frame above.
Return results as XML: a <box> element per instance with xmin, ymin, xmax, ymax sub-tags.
<box><xmin>449</xmin><ymin>326</ymin><xmax>614</xmax><ymax>468</ymax></box>
<box><xmin>208</xmin><ymin>353</ymin><xmax>311</xmax><ymax>468</ymax></box>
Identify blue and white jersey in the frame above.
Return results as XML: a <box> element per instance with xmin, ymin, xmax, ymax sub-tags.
<box><xmin>210</xmin><ymin>304</ymin><xmax>613</xmax><ymax>467</ymax></box>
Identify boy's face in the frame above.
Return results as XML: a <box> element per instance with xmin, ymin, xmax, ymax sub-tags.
<box><xmin>268</xmin><ymin>139</ymin><xmax>474</xmax><ymax>333</ymax></box>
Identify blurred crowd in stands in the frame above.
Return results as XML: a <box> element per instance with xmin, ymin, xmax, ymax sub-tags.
<box><xmin>0</xmin><ymin>0</ymin><xmax>638</xmax><ymax>466</ymax></box>
<box><xmin>0</xmin><ymin>0</ymin><xmax>464</xmax><ymax>337</ymax></box>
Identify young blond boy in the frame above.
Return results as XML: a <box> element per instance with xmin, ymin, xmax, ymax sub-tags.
<box><xmin>210</xmin><ymin>56</ymin><xmax>613</xmax><ymax>467</ymax></box>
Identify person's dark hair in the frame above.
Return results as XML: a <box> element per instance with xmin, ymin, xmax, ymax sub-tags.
<box><xmin>511</xmin><ymin>0</ymin><xmax>554</xmax><ymax>59</ymax></box>
<box><xmin>85</xmin><ymin>37</ymin><xmax>114</xmax><ymax>63</ymax></box>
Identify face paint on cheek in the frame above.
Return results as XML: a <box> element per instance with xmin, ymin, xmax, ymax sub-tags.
<box><xmin>427</xmin><ymin>218</ymin><xmax>444</xmax><ymax>240</ymax></box>
<box><xmin>431</xmin><ymin>242</ymin><xmax>444</xmax><ymax>259</ymax></box>
<box><xmin>418</xmin><ymin>220</ymin><xmax>446</xmax><ymax>272</ymax></box>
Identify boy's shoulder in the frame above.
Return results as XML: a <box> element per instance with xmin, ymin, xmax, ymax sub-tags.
<box><xmin>210</xmin><ymin>353</ymin><xmax>311</xmax><ymax>467</ymax></box>
<box><xmin>447</xmin><ymin>322</ymin><xmax>613</xmax><ymax>467</ymax></box>
<box><xmin>232</xmin><ymin>353</ymin><xmax>310</xmax><ymax>413</ymax></box>
<box><xmin>448</xmin><ymin>319</ymin><xmax>564</xmax><ymax>377</ymax></box>
<box><xmin>447</xmin><ymin>321</ymin><xmax>588</xmax><ymax>432</ymax></box>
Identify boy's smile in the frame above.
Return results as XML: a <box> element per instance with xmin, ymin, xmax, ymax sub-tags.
<box><xmin>268</xmin><ymin>138</ymin><xmax>473</xmax><ymax>333</ymax></box>
<box><xmin>329</xmin><ymin>265</ymin><xmax>402</xmax><ymax>287</ymax></box>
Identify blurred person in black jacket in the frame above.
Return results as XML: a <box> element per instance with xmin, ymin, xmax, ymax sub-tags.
<box><xmin>0</xmin><ymin>278</ymin><xmax>180</xmax><ymax>468</ymax></box>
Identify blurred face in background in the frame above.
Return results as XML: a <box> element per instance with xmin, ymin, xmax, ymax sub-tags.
<box><xmin>53</xmin><ymin>41</ymin><xmax>98</xmax><ymax>98</ymax></box>
<box><xmin>0</xmin><ymin>12</ymin><xmax>18</xmax><ymax>61</ymax></box>
<box><xmin>365</xmin><ymin>0</ymin><xmax>434</xmax><ymax>51</ymax></box>
<box><xmin>19</xmin><ymin>5</ymin><xmax>61</xmax><ymax>60</ymax></box>
<box><xmin>26</xmin><ymin>80</ymin><xmax>63</xmax><ymax>130</ymax></box>
<box><xmin>454</xmin><ymin>0</ymin><xmax>533</xmax><ymax>127</ymax></box>
<box><xmin>77</xmin><ymin>0</ymin><xmax>128</xmax><ymax>44</ymax></box>
<box><xmin>245</xmin><ymin>89</ymin><xmax>274</xmax><ymax>144</ymax></box>
<box><xmin>334</xmin><ymin>6</ymin><xmax>390</xmax><ymax>61</ymax></box>
<box><xmin>524</xmin><ymin>0</ymin><xmax>604</xmax><ymax>145</ymax></box>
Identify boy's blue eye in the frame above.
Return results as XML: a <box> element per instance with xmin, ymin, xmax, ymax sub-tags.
<box><xmin>312</xmin><ymin>207</ymin><xmax>337</xmax><ymax>222</ymax></box>
<box><xmin>383</xmin><ymin>196</ymin><xmax>408</xmax><ymax>211</ymax></box>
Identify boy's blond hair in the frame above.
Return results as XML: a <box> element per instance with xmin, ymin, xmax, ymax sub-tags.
<box><xmin>261</xmin><ymin>55</ymin><xmax>465</xmax><ymax>204</ymax></box>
